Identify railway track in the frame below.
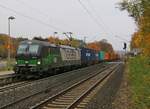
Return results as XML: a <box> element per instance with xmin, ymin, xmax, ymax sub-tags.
<box><xmin>0</xmin><ymin>64</ymin><xmax>106</xmax><ymax>94</ymax></box>
<box><xmin>30</xmin><ymin>64</ymin><xmax>120</xmax><ymax>109</ymax></box>
<box><xmin>0</xmin><ymin>63</ymin><xmax>110</xmax><ymax>109</ymax></box>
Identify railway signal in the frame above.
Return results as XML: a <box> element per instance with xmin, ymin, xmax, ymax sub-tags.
<box><xmin>123</xmin><ymin>42</ymin><xmax>127</xmax><ymax>50</ymax></box>
<box><xmin>123</xmin><ymin>42</ymin><xmax>127</xmax><ymax>63</ymax></box>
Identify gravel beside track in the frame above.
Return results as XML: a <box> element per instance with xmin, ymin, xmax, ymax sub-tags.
<box><xmin>0</xmin><ymin>63</ymin><xmax>109</xmax><ymax>109</ymax></box>
<box><xmin>0</xmin><ymin>74</ymin><xmax>21</xmax><ymax>87</ymax></box>
<box><xmin>85</xmin><ymin>62</ymin><xmax>124</xmax><ymax>109</ymax></box>
<box><xmin>0</xmin><ymin>81</ymin><xmax>31</xmax><ymax>93</ymax></box>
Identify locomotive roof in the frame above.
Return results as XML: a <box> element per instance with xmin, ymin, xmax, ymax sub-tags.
<box><xmin>59</xmin><ymin>45</ymin><xmax>76</xmax><ymax>49</ymax></box>
<box><xmin>19</xmin><ymin>40</ymin><xmax>56</xmax><ymax>47</ymax></box>
<box><xmin>20</xmin><ymin>40</ymin><xmax>79</xmax><ymax>50</ymax></box>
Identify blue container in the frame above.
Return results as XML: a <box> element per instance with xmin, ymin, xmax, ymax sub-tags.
<box><xmin>80</xmin><ymin>48</ymin><xmax>96</xmax><ymax>65</ymax></box>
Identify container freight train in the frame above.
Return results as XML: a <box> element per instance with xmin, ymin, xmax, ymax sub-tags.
<box><xmin>14</xmin><ymin>40</ymin><xmax>118</xmax><ymax>78</ymax></box>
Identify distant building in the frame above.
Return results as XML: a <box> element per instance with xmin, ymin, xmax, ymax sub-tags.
<box><xmin>130</xmin><ymin>48</ymin><xmax>141</xmax><ymax>56</ymax></box>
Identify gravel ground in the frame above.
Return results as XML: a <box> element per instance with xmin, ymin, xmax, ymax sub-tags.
<box><xmin>112</xmin><ymin>63</ymin><xmax>132</xmax><ymax>109</ymax></box>
<box><xmin>85</xmin><ymin>63</ymin><xmax>124</xmax><ymax>109</ymax></box>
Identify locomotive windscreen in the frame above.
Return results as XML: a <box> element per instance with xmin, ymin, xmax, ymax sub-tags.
<box><xmin>29</xmin><ymin>45</ymin><xmax>39</xmax><ymax>54</ymax></box>
<box><xmin>17</xmin><ymin>44</ymin><xmax>28</xmax><ymax>54</ymax></box>
<box><xmin>17</xmin><ymin>44</ymin><xmax>40</xmax><ymax>55</ymax></box>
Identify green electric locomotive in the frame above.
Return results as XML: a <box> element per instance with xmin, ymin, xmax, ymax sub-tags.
<box><xmin>14</xmin><ymin>40</ymin><xmax>81</xmax><ymax>78</ymax></box>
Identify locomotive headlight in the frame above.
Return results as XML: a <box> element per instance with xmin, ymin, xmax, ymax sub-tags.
<box><xmin>37</xmin><ymin>61</ymin><xmax>41</xmax><ymax>65</ymax></box>
<box><xmin>25</xmin><ymin>61</ymin><xmax>29</xmax><ymax>64</ymax></box>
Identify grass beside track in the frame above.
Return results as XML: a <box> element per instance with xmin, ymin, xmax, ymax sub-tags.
<box><xmin>128</xmin><ymin>56</ymin><xmax>150</xmax><ymax>109</ymax></box>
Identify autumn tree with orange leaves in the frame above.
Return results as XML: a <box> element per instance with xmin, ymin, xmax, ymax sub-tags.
<box><xmin>131</xmin><ymin>32</ymin><xmax>142</xmax><ymax>49</ymax></box>
<box><xmin>0</xmin><ymin>34</ymin><xmax>28</xmax><ymax>58</ymax></box>
<box><xmin>87</xmin><ymin>42</ymin><xmax>101</xmax><ymax>51</ymax></box>
<box><xmin>0</xmin><ymin>35</ymin><xmax>50</xmax><ymax>58</ymax></box>
<box><xmin>119</xmin><ymin>0</ymin><xmax>150</xmax><ymax>56</ymax></box>
<box><xmin>87</xmin><ymin>39</ymin><xmax>114</xmax><ymax>53</ymax></box>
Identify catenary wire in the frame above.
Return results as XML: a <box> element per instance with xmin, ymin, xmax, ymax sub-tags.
<box><xmin>0</xmin><ymin>3</ymin><xmax>64</xmax><ymax>31</ymax></box>
<box><xmin>77</xmin><ymin>0</ymin><xmax>130</xmax><ymax>42</ymax></box>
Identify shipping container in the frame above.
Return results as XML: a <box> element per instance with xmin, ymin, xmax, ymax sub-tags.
<box><xmin>110</xmin><ymin>52</ymin><xmax>117</xmax><ymax>61</ymax></box>
<box><xmin>110</xmin><ymin>53</ymin><xmax>114</xmax><ymax>60</ymax></box>
<box><xmin>112</xmin><ymin>53</ymin><xmax>119</xmax><ymax>60</ymax></box>
<box><xmin>80</xmin><ymin>48</ymin><xmax>96</xmax><ymax>65</ymax></box>
<box><xmin>104</xmin><ymin>52</ymin><xmax>111</xmax><ymax>61</ymax></box>
<box><xmin>95</xmin><ymin>51</ymin><xmax>99</xmax><ymax>63</ymax></box>
<box><xmin>98</xmin><ymin>51</ymin><xmax>105</xmax><ymax>61</ymax></box>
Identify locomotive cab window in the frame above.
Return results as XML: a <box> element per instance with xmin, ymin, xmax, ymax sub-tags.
<box><xmin>29</xmin><ymin>44</ymin><xmax>40</xmax><ymax>54</ymax></box>
<box><xmin>17</xmin><ymin>44</ymin><xmax>28</xmax><ymax>54</ymax></box>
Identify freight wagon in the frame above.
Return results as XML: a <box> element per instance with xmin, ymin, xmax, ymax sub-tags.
<box><xmin>104</xmin><ymin>52</ymin><xmax>111</xmax><ymax>61</ymax></box>
<box><xmin>98</xmin><ymin>51</ymin><xmax>105</xmax><ymax>62</ymax></box>
<box><xmin>80</xmin><ymin>48</ymin><xmax>97</xmax><ymax>66</ymax></box>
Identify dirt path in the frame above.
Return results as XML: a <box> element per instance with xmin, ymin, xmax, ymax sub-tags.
<box><xmin>112</xmin><ymin>64</ymin><xmax>132</xmax><ymax>109</ymax></box>
<box><xmin>0</xmin><ymin>71</ymin><xmax>14</xmax><ymax>75</ymax></box>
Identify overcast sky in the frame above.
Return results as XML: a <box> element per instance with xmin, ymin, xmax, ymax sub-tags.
<box><xmin>0</xmin><ymin>0</ymin><xmax>136</xmax><ymax>50</ymax></box>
